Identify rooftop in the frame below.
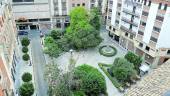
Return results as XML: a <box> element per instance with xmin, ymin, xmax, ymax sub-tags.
<box><xmin>125</xmin><ymin>60</ymin><xmax>170</xmax><ymax>96</ymax></box>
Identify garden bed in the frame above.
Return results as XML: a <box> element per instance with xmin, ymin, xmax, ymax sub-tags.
<box><xmin>98</xmin><ymin>63</ymin><xmax>124</xmax><ymax>92</ymax></box>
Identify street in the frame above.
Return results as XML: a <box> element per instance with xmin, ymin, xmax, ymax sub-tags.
<box><xmin>29</xmin><ymin>30</ymin><xmax>48</xmax><ymax>96</ymax></box>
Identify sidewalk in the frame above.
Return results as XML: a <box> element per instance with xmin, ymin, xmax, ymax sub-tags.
<box><xmin>14</xmin><ymin>37</ymin><xmax>36</xmax><ymax>96</ymax></box>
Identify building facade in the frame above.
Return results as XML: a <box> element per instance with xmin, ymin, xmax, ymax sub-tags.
<box><xmin>50</xmin><ymin>0</ymin><xmax>108</xmax><ymax>29</ymax></box>
<box><xmin>0</xmin><ymin>0</ymin><xmax>18</xmax><ymax>95</ymax></box>
<box><xmin>106</xmin><ymin>0</ymin><xmax>170</xmax><ymax>68</ymax></box>
<box><xmin>11</xmin><ymin>0</ymin><xmax>51</xmax><ymax>30</ymax></box>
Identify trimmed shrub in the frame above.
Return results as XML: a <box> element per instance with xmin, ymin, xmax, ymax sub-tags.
<box><xmin>22</xmin><ymin>47</ymin><xmax>28</xmax><ymax>53</ymax></box>
<box><xmin>21</xmin><ymin>37</ymin><xmax>30</xmax><ymax>46</ymax></box>
<box><xmin>22</xmin><ymin>54</ymin><xmax>30</xmax><ymax>61</ymax></box>
<box><xmin>22</xmin><ymin>72</ymin><xmax>32</xmax><ymax>82</ymax></box>
<box><xmin>19</xmin><ymin>82</ymin><xmax>34</xmax><ymax>96</ymax></box>
<box><xmin>74</xmin><ymin>64</ymin><xmax>107</xmax><ymax>95</ymax></box>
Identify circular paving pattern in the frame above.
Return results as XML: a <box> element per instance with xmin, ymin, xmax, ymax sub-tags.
<box><xmin>99</xmin><ymin>45</ymin><xmax>117</xmax><ymax>57</ymax></box>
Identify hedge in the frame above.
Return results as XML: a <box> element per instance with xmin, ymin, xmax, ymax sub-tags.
<box><xmin>98</xmin><ymin>63</ymin><xmax>123</xmax><ymax>91</ymax></box>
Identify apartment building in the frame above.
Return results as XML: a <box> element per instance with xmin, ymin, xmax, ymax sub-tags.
<box><xmin>50</xmin><ymin>0</ymin><xmax>108</xmax><ymax>29</ymax></box>
<box><xmin>106</xmin><ymin>0</ymin><xmax>170</xmax><ymax>68</ymax></box>
<box><xmin>11</xmin><ymin>0</ymin><xmax>51</xmax><ymax>30</ymax></box>
<box><xmin>0</xmin><ymin>0</ymin><xmax>18</xmax><ymax>96</ymax></box>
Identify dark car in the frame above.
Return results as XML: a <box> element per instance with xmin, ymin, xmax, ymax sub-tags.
<box><xmin>18</xmin><ymin>31</ymin><xmax>28</xmax><ymax>35</ymax></box>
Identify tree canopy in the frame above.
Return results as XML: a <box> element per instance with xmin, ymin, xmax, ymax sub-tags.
<box><xmin>110</xmin><ymin>58</ymin><xmax>137</xmax><ymax>83</ymax></box>
<box><xmin>66</xmin><ymin>7</ymin><xmax>102</xmax><ymax>49</ymax></box>
<box><xmin>125</xmin><ymin>51</ymin><xmax>142</xmax><ymax>73</ymax></box>
<box><xmin>90</xmin><ymin>7</ymin><xmax>101</xmax><ymax>30</ymax></box>
<box><xmin>73</xmin><ymin>64</ymin><xmax>107</xmax><ymax>95</ymax></box>
<box><xmin>44</xmin><ymin>36</ymin><xmax>62</xmax><ymax>57</ymax></box>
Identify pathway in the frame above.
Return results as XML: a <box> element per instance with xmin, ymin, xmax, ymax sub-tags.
<box><xmin>55</xmin><ymin>27</ymin><xmax>127</xmax><ymax>96</ymax></box>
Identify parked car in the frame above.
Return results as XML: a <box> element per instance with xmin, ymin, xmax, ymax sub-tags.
<box><xmin>18</xmin><ymin>31</ymin><xmax>28</xmax><ymax>35</ymax></box>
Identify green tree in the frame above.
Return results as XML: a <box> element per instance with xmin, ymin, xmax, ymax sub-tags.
<box><xmin>19</xmin><ymin>82</ymin><xmax>34</xmax><ymax>96</ymax></box>
<box><xmin>44</xmin><ymin>37</ymin><xmax>62</xmax><ymax>57</ymax></box>
<box><xmin>110</xmin><ymin>58</ymin><xmax>137</xmax><ymax>83</ymax></box>
<box><xmin>22</xmin><ymin>72</ymin><xmax>32</xmax><ymax>82</ymax></box>
<box><xmin>21</xmin><ymin>37</ymin><xmax>30</xmax><ymax>46</ymax></box>
<box><xmin>45</xmin><ymin>63</ymin><xmax>72</xmax><ymax>96</ymax></box>
<box><xmin>74</xmin><ymin>64</ymin><xmax>107</xmax><ymax>95</ymax></box>
<box><xmin>50</xmin><ymin>29</ymin><xmax>62</xmax><ymax>40</ymax></box>
<box><xmin>90</xmin><ymin>7</ymin><xmax>101</xmax><ymax>30</ymax></box>
<box><xmin>125</xmin><ymin>51</ymin><xmax>142</xmax><ymax>73</ymax></box>
<box><xmin>66</xmin><ymin>7</ymin><xmax>102</xmax><ymax>49</ymax></box>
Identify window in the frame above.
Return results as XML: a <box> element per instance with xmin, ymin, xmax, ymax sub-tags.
<box><xmin>82</xmin><ymin>3</ymin><xmax>85</xmax><ymax>6</ymax></box>
<box><xmin>108</xmin><ymin>16</ymin><xmax>111</xmax><ymax>20</ymax></box>
<box><xmin>158</xmin><ymin>3</ymin><xmax>162</xmax><ymax>9</ymax></box>
<box><xmin>129</xmin><ymin>24</ymin><xmax>133</xmax><ymax>29</ymax></box>
<box><xmin>39</xmin><ymin>18</ymin><xmax>50</xmax><ymax>21</ymax></box>
<box><xmin>130</xmin><ymin>34</ymin><xmax>133</xmax><ymax>39</ymax></box>
<box><xmin>145</xmin><ymin>46</ymin><xmax>150</xmax><ymax>51</ymax></box>
<box><xmin>167</xmin><ymin>50</ymin><xmax>170</xmax><ymax>54</ymax></box>
<box><xmin>139</xmin><ymin>43</ymin><xmax>143</xmax><ymax>47</ymax></box>
<box><xmin>109</xmin><ymin>26</ymin><xmax>112</xmax><ymax>29</ymax></box>
<box><xmin>118</xmin><ymin>3</ymin><xmax>121</xmax><ymax>7</ymax></box>
<box><xmin>164</xmin><ymin>4</ymin><xmax>167</xmax><ymax>10</ymax></box>
<box><xmin>138</xmin><ymin>30</ymin><xmax>144</xmax><ymax>35</ymax></box>
<box><xmin>72</xmin><ymin>4</ymin><xmax>75</xmax><ymax>7</ymax></box>
<box><xmin>109</xmin><ymin>9</ymin><xmax>112</xmax><ymax>12</ymax></box>
<box><xmin>150</xmin><ymin>36</ymin><xmax>157</xmax><ymax>42</ymax></box>
<box><xmin>115</xmin><ymin>20</ymin><xmax>119</xmax><ymax>24</ymax></box>
<box><xmin>117</xmin><ymin>12</ymin><xmax>120</xmax><ymax>16</ymax></box>
<box><xmin>77</xmin><ymin>4</ymin><xmax>80</xmax><ymax>6</ymax></box>
<box><xmin>148</xmin><ymin>1</ymin><xmax>151</xmax><ymax>6</ymax></box>
<box><xmin>142</xmin><ymin>11</ymin><xmax>148</xmax><ymax>16</ymax></box>
<box><xmin>13</xmin><ymin>0</ymin><xmax>33</xmax><ymax>2</ymax></box>
<box><xmin>140</xmin><ymin>21</ymin><xmax>146</xmax><ymax>26</ymax></box>
<box><xmin>125</xmin><ymin>32</ymin><xmax>128</xmax><ymax>36</ymax></box>
<box><xmin>144</xmin><ymin>0</ymin><xmax>146</xmax><ymax>5</ymax></box>
<box><xmin>156</xmin><ymin>16</ymin><xmax>164</xmax><ymax>21</ymax></box>
<box><xmin>153</xmin><ymin>27</ymin><xmax>161</xmax><ymax>32</ymax></box>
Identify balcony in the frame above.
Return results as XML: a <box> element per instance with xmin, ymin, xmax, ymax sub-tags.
<box><xmin>121</xmin><ymin>17</ymin><xmax>138</xmax><ymax>27</ymax></box>
<box><xmin>120</xmin><ymin>25</ymin><xmax>136</xmax><ymax>35</ymax></box>
<box><xmin>122</xmin><ymin>8</ymin><xmax>140</xmax><ymax>17</ymax></box>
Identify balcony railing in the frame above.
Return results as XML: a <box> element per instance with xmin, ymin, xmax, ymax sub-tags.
<box><xmin>121</xmin><ymin>17</ymin><xmax>138</xmax><ymax>27</ymax></box>
<box><xmin>120</xmin><ymin>25</ymin><xmax>136</xmax><ymax>35</ymax></box>
<box><xmin>122</xmin><ymin>8</ymin><xmax>140</xmax><ymax>17</ymax></box>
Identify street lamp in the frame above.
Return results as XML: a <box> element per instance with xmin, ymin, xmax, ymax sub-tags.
<box><xmin>69</xmin><ymin>49</ymin><xmax>73</xmax><ymax>58</ymax></box>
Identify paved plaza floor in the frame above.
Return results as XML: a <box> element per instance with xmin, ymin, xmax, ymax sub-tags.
<box><xmin>53</xmin><ymin>27</ymin><xmax>127</xmax><ymax>96</ymax></box>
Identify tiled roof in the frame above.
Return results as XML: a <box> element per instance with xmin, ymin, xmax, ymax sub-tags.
<box><xmin>125</xmin><ymin>60</ymin><xmax>170</xmax><ymax>96</ymax></box>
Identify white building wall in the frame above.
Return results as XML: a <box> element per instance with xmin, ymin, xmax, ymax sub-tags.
<box><xmin>58</xmin><ymin>0</ymin><xmax>62</xmax><ymax>15</ymax></box>
<box><xmin>13</xmin><ymin>4</ymin><xmax>50</xmax><ymax>19</ymax></box>
<box><xmin>111</xmin><ymin>0</ymin><xmax>117</xmax><ymax>26</ymax></box>
<box><xmin>143</xmin><ymin>3</ymin><xmax>158</xmax><ymax>44</ymax></box>
<box><xmin>156</xmin><ymin>7</ymin><xmax>170</xmax><ymax>48</ymax></box>
<box><xmin>12</xmin><ymin>0</ymin><xmax>50</xmax><ymax>19</ymax></box>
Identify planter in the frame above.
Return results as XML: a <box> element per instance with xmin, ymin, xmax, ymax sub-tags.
<box><xmin>99</xmin><ymin>45</ymin><xmax>117</xmax><ymax>57</ymax></box>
